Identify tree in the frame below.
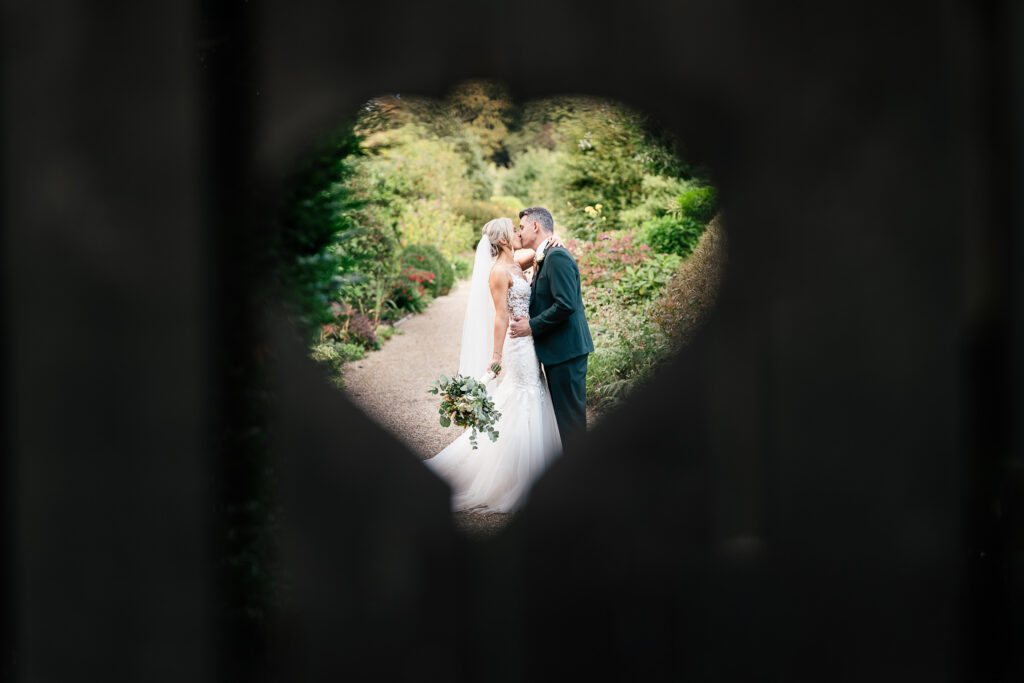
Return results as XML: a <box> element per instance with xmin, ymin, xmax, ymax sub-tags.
<box><xmin>447</xmin><ymin>80</ymin><xmax>514</xmax><ymax>165</ymax></box>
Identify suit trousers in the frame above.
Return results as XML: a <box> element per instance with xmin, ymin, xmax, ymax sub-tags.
<box><xmin>543</xmin><ymin>353</ymin><xmax>589</xmax><ymax>451</ymax></box>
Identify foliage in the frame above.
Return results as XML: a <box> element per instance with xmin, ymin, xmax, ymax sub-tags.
<box><xmin>675</xmin><ymin>184</ymin><xmax>718</xmax><ymax>224</ymax></box>
<box><xmin>501</xmin><ymin>95</ymin><xmax>711</xmax><ymax>239</ymax></box>
<box><xmin>402</xmin><ymin>266</ymin><xmax>436</xmax><ymax>296</ymax></box>
<box><xmin>571</xmin><ymin>230</ymin><xmax>654</xmax><ymax>292</ymax></box>
<box><xmin>310</xmin><ymin>343</ymin><xmax>342</xmax><ymax>370</ymax></box>
<box><xmin>566</xmin><ymin>229</ymin><xmax>692</xmax><ymax>412</ymax></box>
<box><xmin>336</xmin><ymin>268</ymin><xmax>397</xmax><ymax>327</ymax></box>
<box><xmin>352</xmin><ymin>135</ymin><xmax>475</xmax><ymax>258</ymax></box>
<box><xmin>400</xmin><ymin>243</ymin><xmax>452</xmax><ymax>296</ymax></box>
<box><xmin>275</xmin><ymin>124</ymin><xmax>364</xmax><ymax>339</ymax></box>
<box><xmin>617</xmin><ymin>174</ymin><xmax>693</xmax><ymax>228</ymax></box>
<box><xmin>639</xmin><ymin>185</ymin><xmax>718</xmax><ymax>258</ymax></box>
<box><xmin>320</xmin><ymin>302</ymin><xmax>380</xmax><ymax>350</ymax></box>
<box><xmin>496</xmin><ymin>147</ymin><xmax>564</xmax><ymax>209</ymax></box>
<box><xmin>451</xmin><ymin>256</ymin><xmax>473</xmax><ymax>280</ymax></box>
<box><xmin>447</xmin><ymin>80</ymin><xmax>514</xmax><ymax>165</ymax></box>
<box><xmin>451</xmin><ymin>196</ymin><xmax>524</xmax><ymax>250</ymax></box>
<box><xmin>389</xmin><ymin>266</ymin><xmax>432</xmax><ymax>315</ymax></box>
<box><xmin>650</xmin><ymin>216</ymin><xmax>725</xmax><ymax>348</ymax></box>
<box><xmin>338</xmin><ymin>342</ymin><xmax>366</xmax><ymax>361</ymax></box>
<box><xmin>557</xmin><ymin>108</ymin><xmax>648</xmax><ymax>233</ymax></box>
<box><xmin>586</xmin><ymin>301</ymin><xmax>670</xmax><ymax>410</ymax></box>
<box><xmin>503</xmin><ymin>95</ymin><xmax>593</xmax><ymax>158</ymax></box>
<box><xmin>450</xmin><ymin>128</ymin><xmax>496</xmax><ymax>201</ymax></box>
<box><xmin>353</xmin><ymin>113</ymin><xmax>483</xmax><ymax>257</ymax></box>
<box><xmin>310</xmin><ymin>340</ymin><xmax>365</xmax><ymax>371</ymax></box>
<box><xmin>428</xmin><ymin>372</ymin><xmax>502</xmax><ymax>449</ymax></box>
<box><xmin>488</xmin><ymin>194</ymin><xmax>525</xmax><ymax>208</ymax></box>
<box><xmin>614</xmin><ymin>252</ymin><xmax>684</xmax><ymax>304</ymax></box>
<box><xmin>571</xmin><ymin>203</ymin><xmax>608</xmax><ymax>241</ymax></box>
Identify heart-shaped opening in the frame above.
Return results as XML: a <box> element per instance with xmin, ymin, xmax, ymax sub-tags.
<box><xmin>277</xmin><ymin>80</ymin><xmax>724</xmax><ymax>536</ymax></box>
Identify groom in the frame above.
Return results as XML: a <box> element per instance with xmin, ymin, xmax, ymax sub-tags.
<box><xmin>509</xmin><ymin>206</ymin><xmax>594</xmax><ymax>451</ymax></box>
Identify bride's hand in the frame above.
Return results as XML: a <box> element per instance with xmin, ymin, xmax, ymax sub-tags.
<box><xmin>488</xmin><ymin>353</ymin><xmax>502</xmax><ymax>376</ymax></box>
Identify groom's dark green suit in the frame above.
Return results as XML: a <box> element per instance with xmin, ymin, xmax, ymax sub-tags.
<box><xmin>528</xmin><ymin>243</ymin><xmax>594</xmax><ymax>449</ymax></box>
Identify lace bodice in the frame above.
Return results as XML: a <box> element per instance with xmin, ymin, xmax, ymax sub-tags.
<box><xmin>507</xmin><ymin>275</ymin><xmax>531</xmax><ymax>319</ymax></box>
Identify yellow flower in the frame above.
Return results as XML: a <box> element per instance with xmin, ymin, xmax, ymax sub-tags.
<box><xmin>595</xmin><ymin>203</ymin><xmax>603</xmax><ymax>211</ymax></box>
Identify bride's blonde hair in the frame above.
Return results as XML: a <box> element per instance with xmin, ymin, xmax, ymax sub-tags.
<box><xmin>482</xmin><ymin>217</ymin><xmax>515</xmax><ymax>258</ymax></box>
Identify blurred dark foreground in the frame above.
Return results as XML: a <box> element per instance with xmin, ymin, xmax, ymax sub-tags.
<box><xmin>4</xmin><ymin>0</ymin><xmax>1022</xmax><ymax>681</ymax></box>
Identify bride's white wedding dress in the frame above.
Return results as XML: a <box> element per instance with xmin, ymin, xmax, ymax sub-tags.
<box><xmin>425</xmin><ymin>275</ymin><xmax>562</xmax><ymax>514</ymax></box>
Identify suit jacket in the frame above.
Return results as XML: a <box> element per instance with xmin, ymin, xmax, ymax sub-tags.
<box><xmin>528</xmin><ymin>245</ymin><xmax>595</xmax><ymax>366</ymax></box>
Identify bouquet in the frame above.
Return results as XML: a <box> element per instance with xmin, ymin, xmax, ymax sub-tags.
<box><xmin>428</xmin><ymin>363</ymin><xmax>502</xmax><ymax>449</ymax></box>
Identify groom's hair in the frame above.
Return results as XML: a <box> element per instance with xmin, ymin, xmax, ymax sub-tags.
<box><xmin>519</xmin><ymin>206</ymin><xmax>554</xmax><ymax>233</ymax></box>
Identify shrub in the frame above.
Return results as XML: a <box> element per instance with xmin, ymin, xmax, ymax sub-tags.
<box><xmin>451</xmin><ymin>196</ymin><xmax>523</xmax><ymax>251</ymax></box>
<box><xmin>276</xmin><ymin>124</ymin><xmax>364</xmax><ymax>340</ymax></box>
<box><xmin>617</xmin><ymin>174</ymin><xmax>693</xmax><ymax>229</ymax></box>
<box><xmin>639</xmin><ymin>185</ymin><xmax>717</xmax><ymax>258</ymax></box>
<box><xmin>585</xmin><ymin>301</ymin><xmax>669</xmax><ymax>411</ymax></box>
<box><xmin>586</xmin><ymin>217</ymin><xmax>725</xmax><ymax>413</ymax></box>
<box><xmin>336</xmin><ymin>267</ymin><xmax>401</xmax><ymax>328</ymax></box>
<box><xmin>568</xmin><ymin>230</ymin><xmax>653</xmax><ymax>293</ymax></box>
<box><xmin>556</xmin><ymin>107</ymin><xmax>648</xmax><ymax>232</ymax></box>
<box><xmin>338</xmin><ymin>342</ymin><xmax>366</xmax><ymax>361</ymax></box>
<box><xmin>343</xmin><ymin>311</ymin><xmax>380</xmax><ymax>349</ymax></box>
<box><xmin>651</xmin><ymin>215</ymin><xmax>725</xmax><ymax>347</ymax></box>
<box><xmin>321</xmin><ymin>303</ymin><xmax>380</xmax><ymax>350</ymax></box>
<box><xmin>640</xmin><ymin>215</ymin><xmax>702</xmax><ymax>259</ymax></box>
<box><xmin>398</xmin><ymin>196</ymin><xmax>471</xmax><ymax>259</ymax></box>
<box><xmin>311</xmin><ymin>343</ymin><xmax>344</xmax><ymax>372</ymax></box>
<box><xmin>310</xmin><ymin>340</ymin><xmax>365</xmax><ymax>369</ymax></box>
<box><xmin>497</xmin><ymin>147</ymin><xmax>563</xmax><ymax>208</ymax></box>
<box><xmin>400</xmin><ymin>243</ymin><xmax>453</xmax><ymax>295</ymax></box>
<box><xmin>676</xmin><ymin>184</ymin><xmax>717</xmax><ymax>224</ymax></box>
<box><xmin>388</xmin><ymin>266</ymin><xmax>433</xmax><ymax>315</ymax></box>
<box><xmin>451</xmin><ymin>256</ymin><xmax>473</xmax><ymax>280</ymax></box>
<box><xmin>447</xmin><ymin>80</ymin><xmax>515</xmax><ymax>164</ymax></box>
<box><xmin>488</xmin><ymin>194</ymin><xmax>524</xmax><ymax>209</ymax></box>
<box><xmin>614</xmin><ymin>252</ymin><xmax>683</xmax><ymax>304</ymax></box>
<box><xmin>564</xmin><ymin>227</ymin><xmax>692</xmax><ymax>412</ymax></box>
<box><xmin>568</xmin><ymin>204</ymin><xmax>608</xmax><ymax>241</ymax></box>
<box><xmin>388</xmin><ymin>289</ymin><xmax>427</xmax><ymax>316</ymax></box>
<box><xmin>403</xmin><ymin>266</ymin><xmax>436</xmax><ymax>296</ymax></box>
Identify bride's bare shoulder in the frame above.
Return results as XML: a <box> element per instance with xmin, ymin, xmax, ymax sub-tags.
<box><xmin>489</xmin><ymin>263</ymin><xmax>513</xmax><ymax>288</ymax></box>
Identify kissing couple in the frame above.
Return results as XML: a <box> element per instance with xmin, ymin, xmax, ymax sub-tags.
<box><xmin>425</xmin><ymin>206</ymin><xmax>594</xmax><ymax>514</ymax></box>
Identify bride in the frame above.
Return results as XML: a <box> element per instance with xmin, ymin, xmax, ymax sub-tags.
<box><xmin>424</xmin><ymin>217</ymin><xmax>564</xmax><ymax>514</ymax></box>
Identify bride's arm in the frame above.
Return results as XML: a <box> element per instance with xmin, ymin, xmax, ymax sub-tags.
<box><xmin>513</xmin><ymin>248</ymin><xmax>536</xmax><ymax>270</ymax></box>
<box><xmin>488</xmin><ymin>267</ymin><xmax>510</xmax><ymax>373</ymax></box>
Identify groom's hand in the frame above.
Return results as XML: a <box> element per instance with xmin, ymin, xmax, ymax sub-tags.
<box><xmin>509</xmin><ymin>316</ymin><xmax>532</xmax><ymax>338</ymax></box>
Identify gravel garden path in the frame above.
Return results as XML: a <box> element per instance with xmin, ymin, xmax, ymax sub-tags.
<box><xmin>342</xmin><ymin>280</ymin><xmax>510</xmax><ymax>536</ymax></box>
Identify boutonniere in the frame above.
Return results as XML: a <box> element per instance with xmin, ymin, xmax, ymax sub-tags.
<box><xmin>534</xmin><ymin>241</ymin><xmax>550</xmax><ymax>266</ymax></box>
